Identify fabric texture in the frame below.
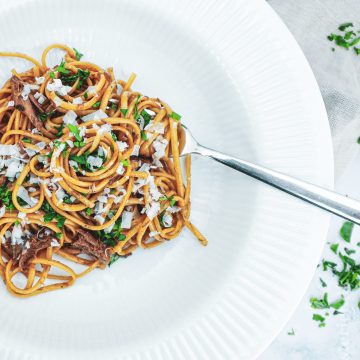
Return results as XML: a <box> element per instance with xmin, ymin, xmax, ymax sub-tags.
<box><xmin>268</xmin><ymin>0</ymin><xmax>360</xmax><ymax>179</ymax></box>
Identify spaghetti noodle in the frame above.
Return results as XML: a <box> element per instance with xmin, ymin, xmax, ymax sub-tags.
<box><xmin>0</xmin><ymin>44</ymin><xmax>206</xmax><ymax>298</ymax></box>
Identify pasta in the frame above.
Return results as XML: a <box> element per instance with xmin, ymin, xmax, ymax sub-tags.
<box><xmin>0</xmin><ymin>44</ymin><xmax>206</xmax><ymax>298</ymax></box>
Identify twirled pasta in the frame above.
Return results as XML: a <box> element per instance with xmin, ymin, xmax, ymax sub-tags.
<box><xmin>0</xmin><ymin>44</ymin><xmax>206</xmax><ymax>298</ymax></box>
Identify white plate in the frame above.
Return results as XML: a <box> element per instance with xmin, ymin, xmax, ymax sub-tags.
<box><xmin>0</xmin><ymin>0</ymin><xmax>333</xmax><ymax>359</ymax></box>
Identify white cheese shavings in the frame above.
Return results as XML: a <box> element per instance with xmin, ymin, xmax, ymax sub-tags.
<box><xmin>17</xmin><ymin>212</ymin><xmax>26</xmax><ymax>219</ymax></box>
<box><xmin>94</xmin><ymin>215</ymin><xmax>105</xmax><ymax>225</ymax></box>
<box><xmin>98</xmin><ymin>146</ymin><xmax>107</xmax><ymax>157</ymax></box>
<box><xmin>167</xmin><ymin>206</ymin><xmax>181</xmax><ymax>214</ymax></box>
<box><xmin>0</xmin><ymin>205</ymin><xmax>5</xmax><ymax>219</ymax></box>
<box><xmin>116</xmin><ymin>141</ymin><xmax>128</xmax><ymax>152</ymax></box>
<box><xmin>53</xmin><ymin>96</ymin><xmax>62</xmax><ymax>107</ymax></box>
<box><xmin>63</xmin><ymin>110</ymin><xmax>78</xmax><ymax>125</ymax></box>
<box><xmin>0</xmin><ymin>144</ymin><xmax>21</xmax><ymax>156</ymax></box>
<box><xmin>109</xmin><ymin>98</ymin><xmax>119</xmax><ymax>104</ymax></box>
<box><xmin>98</xmin><ymin>123</ymin><xmax>112</xmax><ymax>135</ymax></box>
<box><xmin>152</xmin><ymin>136</ymin><xmax>168</xmax><ymax>160</ymax></box>
<box><xmin>7</xmin><ymin>101</ymin><xmax>14</xmax><ymax>107</ymax></box>
<box><xmin>87</xmin><ymin>156</ymin><xmax>103</xmax><ymax>171</ymax></box>
<box><xmin>55</xmin><ymin>187</ymin><xmax>67</xmax><ymax>203</ymax></box>
<box><xmin>162</xmin><ymin>213</ymin><xmax>173</xmax><ymax>228</ymax></box>
<box><xmin>131</xmin><ymin>144</ymin><xmax>140</xmax><ymax>156</ymax></box>
<box><xmin>18</xmin><ymin>186</ymin><xmax>37</xmax><ymax>205</ymax></box>
<box><xmin>145</xmin><ymin>202</ymin><xmax>160</xmax><ymax>220</ymax></box>
<box><xmin>35</xmin><ymin>76</ymin><xmax>45</xmax><ymax>84</ymax></box>
<box><xmin>11</xmin><ymin>224</ymin><xmax>23</xmax><ymax>245</ymax></box>
<box><xmin>116</xmin><ymin>163</ymin><xmax>124</xmax><ymax>175</ymax></box>
<box><xmin>51</xmin><ymin>239</ymin><xmax>59</xmax><ymax>247</ymax></box>
<box><xmin>35</xmin><ymin>142</ymin><xmax>46</xmax><ymax>150</ymax></box>
<box><xmin>21</xmin><ymin>84</ymin><xmax>39</xmax><ymax>100</ymax></box>
<box><xmin>145</xmin><ymin>122</ymin><xmax>165</xmax><ymax>134</ymax></box>
<box><xmin>47</xmin><ymin>78</ymin><xmax>72</xmax><ymax>96</ymax></box>
<box><xmin>72</xmin><ymin>97</ymin><xmax>83</xmax><ymax>105</ymax></box>
<box><xmin>87</xmin><ymin>86</ymin><xmax>97</xmax><ymax>95</ymax></box>
<box><xmin>104</xmin><ymin>223</ymin><xmax>115</xmax><ymax>233</ymax></box>
<box><xmin>66</xmin><ymin>140</ymin><xmax>74</xmax><ymax>148</ymax></box>
<box><xmin>81</xmin><ymin>109</ymin><xmax>108</xmax><ymax>122</ymax></box>
<box><xmin>149</xmin><ymin>231</ymin><xmax>159</xmax><ymax>237</ymax></box>
<box><xmin>6</xmin><ymin>160</ymin><xmax>24</xmax><ymax>179</ymax></box>
<box><xmin>121</xmin><ymin>211</ymin><xmax>133</xmax><ymax>229</ymax></box>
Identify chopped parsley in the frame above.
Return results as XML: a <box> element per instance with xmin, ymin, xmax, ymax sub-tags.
<box><xmin>98</xmin><ymin>219</ymin><xmax>125</xmax><ymax>247</ymax></box>
<box><xmin>287</xmin><ymin>328</ymin><xmax>295</xmax><ymax>336</ymax></box>
<box><xmin>340</xmin><ymin>221</ymin><xmax>354</xmax><ymax>242</ymax></box>
<box><xmin>49</xmin><ymin>72</ymin><xmax>56</xmax><ymax>79</ymax></box>
<box><xmin>134</xmin><ymin>95</ymin><xmax>140</xmax><ymax>120</ymax></box>
<box><xmin>92</xmin><ymin>101</ymin><xmax>101</xmax><ymax>108</ymax></box>
<box><xmin>312</xmin><ymin>313</ymin><xmax>326</xmax><ymax>327</ymax></box>
<box><xmin>310</xmin><ymin>292</ymin><xmax>329</xmax><ymax>309</ymax></box>
<box><xmin>67</xmin><ymin>124</ymin><xmax>85</xmax><ymax>147</ymax></box>
<box><xmin>330</xmin><ymin>243</ymin><xmax>339</xmax><ymax>254</ymax></box>
<box><xmin>328</xmin><ymin>23</ymin><xmax>360</xmax><ymax>53</ymax></box>
<box><xmin>73</xmin><ymin>47</ymin><xmax>83</xmax><ymax>61</ymax></box>
<box><xmin>319</xmin><ymin>278</ymin><xmax>327</xmax><ymax>287</ymax></box>
<box><xmin>21</xmin><ymin>138</ymin><xmax>32</xmax><ymax>143</ymax></box>
<box><xmin>56</xmin><ymin>233</ymin><xmax>62</xmax><ymax>239</ymax></box>
<box><xmin>141</xmin><ymin>131</ymin><xmax>148</xmax><ymax>141</ymax></box>
<box><xmin>120</xmin><ymin>159</ymin><xmax>130</xmax><ymax>167</ymax></box>
<box><xmin>84</xmin><ymin>92</ymin><xmax>88</xmax><ymax>100</ymax></box>
<box><xmin>56</xmin><ymin>124</ymin><xmax>65</xmax><ymax>137</ymax></box>
<box><xmin>85</xmin><ymin>207</ymin><xmax>92</xmax><ymax>216</ymax></box>
<box><xmin>170</xmin><ymin>111</ymin><xmax>181</xmax><ymax>121</ymax></box>
<box><xmin>159</xmin><ymin>194</ymin><xmax>176</xmax><ymax>207</ymax></box>
<box><xmin>0</xmin><ymin>185</ymin><xmax>14</xmax><ymax>210</ymax></box>
<box><xmin>55</xmin><ymin>60</ymin><xmax>69</xmax><ymax>75</ymax></box>
<box><xmin>111</xmin><ymin>103</ymin><xmax>118</xmax><ymax>111</ymax></box>
<box><xmin>61</xmin><ymin>69</ymin><xmax>90</xmax><ymax>89</ymax></box>
<box><xmin>120</xmin><ymin>108</ymin><xmax>128</xmax><ymax>117</ymax></box>
<box><xmin>108</xmin><ymin>253</ymin><xmax>120</xmax><ymax>266</ymax></box>
<box><xmin>110</xmin><ymin>132</ymin><xmax>117</xmax><ymax>141</ymax></box>
<box><xmin>38</xmin><ymin>109</ymin><xmax>55</xmax><ymax>122</ymax></box>
<box><xmin>41</xmin><ymin>200</ymin><xmax>65</xmax><ymax>228</ymax></box>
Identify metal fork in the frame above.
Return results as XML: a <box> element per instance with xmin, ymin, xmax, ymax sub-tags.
<box><xmin>180</xmin><ymin>124</ymin><xmax>360</xmax><ymax>225</ymax></box>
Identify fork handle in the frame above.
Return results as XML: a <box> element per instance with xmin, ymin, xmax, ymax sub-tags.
<box><xmin>197</xmin><ymin>144</ymin><xmax>360</xmax><ymax>225</ymax></box>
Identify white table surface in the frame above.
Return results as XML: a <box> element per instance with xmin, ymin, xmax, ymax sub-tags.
<box><xmin>261</xmin><ymin>151</ymin><xmax>360</xmax><ymax>359</ymax></box>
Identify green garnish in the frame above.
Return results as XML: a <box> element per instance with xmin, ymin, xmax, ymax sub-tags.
<box><xmin>84</xmin><ymin>92</ymin><xmax>89</xmax><ymax>100</ymax></box>
<box><xmin>92</xmin><ymin>101</ymin><xmax>101</xmax><ymax>108</ymax></box>
<box><xmin>55</xmin><ymin>60</ymin><xmax>69</xmax><ymax>75</ymax></box>
<box><xmin>14</xmin><ymin>220</ymin><xmax>20</xmax><ymax>226</ymax></box>
<box><xmin>73</xmin><ymin>47</ymin><xmax>83</xmax><ymax>61</ymax></box>
<box><xmin>287</xmin><ymin>328</ymin><xmax>295</xmax><ymax>336</ymax></box>
<box><xmin>170</xmin><ymin>111</ymin><xmax>181</xmax><ymax>121</ymax></box>
<box><xmin>38</xmin><ymin>109</ymin><xmax>55</xmax><ymax>122</ymax></box>
<box><xmin>310</xmin><ymin>293</ymin><xmax>329</xmax><ymax>309</ymax></box>
<box><xmin>50</xmin><ymin>72</ymin><xmax>56</xmax><ymax>79</ymax></box>
<box><xmin>61</xmin><ymin>69</ymin><xmax>90</xmax><ymax>89</ymax></box>
<box><xmin>339</xmin><ymin>22</ymin><xmax>354</xmax><ymax>31</ymax></box>
<box><xmin>344</xmin><ymin>247</ymin><xmax>356</xmax><ymax>255</ymax></box>
<box><xmin>141</xmin><ymin>131</ymin><xmax>148</xmax><ymax>141</ymax></box>
<box><xmin>111</xmin><ymin>103</ymin><xmax>118</xmax><ymax>111</ymax></box>
<box><xmin>21</xmin><ymin>138</ymin><xmax>32</xmax><ymax>143</ymax></box>
<box><xmin>0</xmin><ymin>185</ymin><xmax>13</xmax><ymax>210</ymax></box>
<box><xmin>120</xmin><ymin>108</ymin><xmax>128</xmax><ymax>117</ymax></box>
<box><xmin>56</xmin><ymin>214</ymin><xmax>65</xmax><ymax>228</ymax></box>
<box><xmin>330</xmin><ymin>295</ymin><xmax>345</xmax><ymax>310</ymax></box>
<box><xmin>312</xmin><ymin>313</ymin><xmax>326</xmax><ymax>327</ymax></box>
<box><xmin>134</xmin><ymin>95</ymin><xmax>141</xmax><ymax>120</ymax></box>
<box><xmin>320</xmin><ymin>278</ymin><xmax>327</xmax><ymax>287</ymax></box>
<box><xmin>67</xmin><ymin>124</ymin><xmax>82</xmax><ymax>142</ymax></box>
<box><xmin>330</xmin><ymin>243</ymin><xmax>339</xmax><ymax>254</ymax></box>
<box><xmin>56</xmin><ymin>233</ymin><xmax>62</xmax><ymax>239</ymax></box>
<box><xmin>120</xmin><ymin>159</ymin><xmax>130</xmax><ymax>167</ymax></box>
<box><xmin>355</xmin><ymin>47</ymin><xmax>360</xmax><ymax>55</ymax></box>
<box><xmin>340</xmin><ymin>221</ymin><xmax>354</xmax><ymax>242</ymax></box>
<box><xmin>86</xmin><ymin>208</ymin><xmax>92</xmax><ymax>216</ymax></box>
<box><xmin>56</xmin><ymin>124</ymin><xmax>65</xmax><ymax>137</ymax></box>
<box><xmin>108</xmin><ymin>253</ymin><xmax>120</xmax><ymax>266</ymax></box>
<box><xmin>159</xmin><ymin>194</ymin><xmax>176</xmax><ymax>207</ymax></box>
<box><xmin>358</xmin><ymin>301</ymin><xmax>360</xmax><ymax>310</ymax></box>
<box><xmin>110</xmin><ymin>132</ymin><xmax>117</xmax><ymax>141</ymax></box>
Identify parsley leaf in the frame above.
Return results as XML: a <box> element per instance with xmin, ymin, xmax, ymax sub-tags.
<box><xmin>287</xmin><ymin>328</ymin><xmax>295</xmax><ymax>336</ymax></box>
<box><xmin>340</xmin><ymin>221</ymin><xmax>354</xmax><ymax>242</ymax></box>
<box><xmin>170</xmin><ymin>111</ymin><xmax>181</xmax><ymax>121</ymax></box>
<box><xmin>310</xmin><ymin>293</ymin><xmax>329</xmax><ymax>309</ymax></box>
<box><xmin>92</xmin><ymin>101</ymin><xmax>101</xmax><ymax>108</ymax></box>
<box><xmin>67</xmin><ymin>124</ymin><xmax>82</xmax><ymax>142</ymax></box>
<box><xmin>73</xmin><ymin>47</ymin><xmax>83</xmax><ymax>61</ymax></box>
<box><xmin>86</xmin><ymin>208</ymin><xmax>92</xmax><ymax>216</ymax></box>
<box><xmin>56</xmin><ymin>60</ymin><xmax>69</xmax><ymax>75</ymax></box>
<box><xmin>320</xmin><ymin>278</ymin><xmax>327</xmax><ymax>287</ymax></box>
<box><xmin>56</xmin><ymin>124</ymin><xmax>65</xmax><ymax>137</ymax></box>
<box><xmin>312</xmin><ymin>313</ymin><xmax>326</xmax><ymax>327</ymax></box>
<box><xmin>21</xmin><ymin>138</ymin><xmax>32</xmax><ymax>143</ymax></box>
<box><xmin>108</xmin><ymin>253</ymin><xmax>120</xmax><ymax>266</ymax></box>
<box><xmin>339</xmin><ymin>22</ymin><xmax>354</xmax><ymax>31</ymax></box>
<box><xmin>330</xmin><ymin>243</ymin><xmax>339</xmax><ymax>254</ymax></box>
<box><xmin>120</xmin><ymin>159</ymin><xmax>130</xmax><ymax>167</ymax></box>
<box><xmin>330</xmin><ymin>295</ymin><xmax>345</xmax><ymax>310</ymax></box>
<box><xmin>120</xmin><ymin>108</ymin><xmax>128</xmax><ymax>117</ymax></box>
<box><xmin>159</xmin><ymin>194</ymin><xmax>176</xmax><ymax>207</ymax></box>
